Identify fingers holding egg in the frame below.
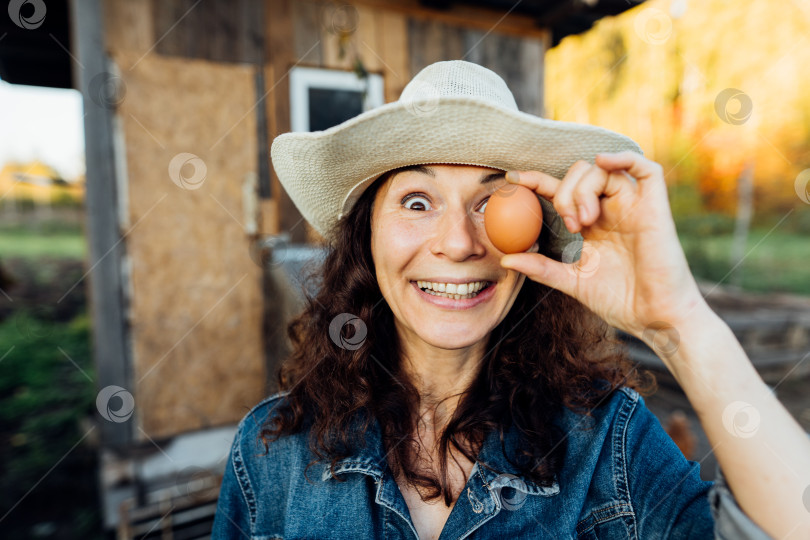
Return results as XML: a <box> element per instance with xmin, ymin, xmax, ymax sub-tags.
<box><xmin>572</xmin><ymin>166</ymin><xmax>610</xmax><ymax>227</ymax></box>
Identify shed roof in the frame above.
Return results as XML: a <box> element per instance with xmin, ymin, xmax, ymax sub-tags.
<box><xmin>0</xmin><ymin>0</ymin><xmax>644</xmax><ymax>90</ymax></box>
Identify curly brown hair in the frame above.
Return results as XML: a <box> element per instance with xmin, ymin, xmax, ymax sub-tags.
<box><xmin>258</xmin><ymin>165</ymin><xmax>657</xmax><ymax>506</ymax></box>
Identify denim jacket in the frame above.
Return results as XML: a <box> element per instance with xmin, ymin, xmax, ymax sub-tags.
<box><xmin>212</xmin><ymin>386</ymin><xmax>771</xmax><ymax>539</ymax></box>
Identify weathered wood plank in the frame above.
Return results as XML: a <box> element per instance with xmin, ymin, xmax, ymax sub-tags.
<box><xmin>266</xmin><ymin>0</ymin><xmax>307</xmax><ymax>243</ymax></box>
<box><xmin>292</xmin><ymin>0</ymin><xmax>324</xmax><ymax>65</ymax></box>
<box><xmin>112</xmin><ymin>52</ymin><xmax>266</xmax><ymax>438</ymax></box>
<box><xmin>378</xmin><ymin>10</ymin><xmax>409</xmax><ymax>102</ymax></box>
<box><xmin>349</xmin><ymin>0</ymin><xmax>546</xmax><ymax>38</ymax></box>
<box><xmin>102</xmin><ymin>0</ymin><xmax>155</xmax><ymax>54</ymax></box>
<box><xmin>71</xmin><ymin>0</ymin><xmax>133</xmax><ymax>449</ymax></box>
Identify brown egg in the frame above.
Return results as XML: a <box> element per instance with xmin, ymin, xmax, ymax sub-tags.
<box><xmin>484</xmin><ymin>184</ymin><xmax>543</xmax><ymax>253</ymax></box>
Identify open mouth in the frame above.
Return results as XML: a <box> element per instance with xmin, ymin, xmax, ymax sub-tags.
<box><xmin>413</xmin><ymin>280</ymin><xmax>495</xmax><ymax>300</ymax></box>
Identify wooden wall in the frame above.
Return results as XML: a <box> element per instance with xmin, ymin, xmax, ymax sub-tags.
<box><xmin>111</xmin><ymin>52</ymin><xmax>265</xmax><ymax>439</ymax></box>
<box><xmin>104</xmin><ymin>0</ymin><xmax>548</xmax><ymax>242</ymax></box>
<box><xmin>98</xmin><ymin>0</ymin><xmax>550</xmax><ymax>437</ymax></box>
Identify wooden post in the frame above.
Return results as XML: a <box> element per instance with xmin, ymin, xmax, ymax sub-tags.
<box><xmin>730</xmin><ymin>161</ymin><xmax>754</xmax><ymax>289</ymax></box>
<box><xmin>69</xmin><ymin>0</ymin><xmax>133</xmax><ymax>448</ymax></box>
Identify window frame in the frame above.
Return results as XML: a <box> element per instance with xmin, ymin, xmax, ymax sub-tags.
<box><xmin>289</xmin><ymin>66</ymin><xmax>385</xmax><ymax>133</ymax></box>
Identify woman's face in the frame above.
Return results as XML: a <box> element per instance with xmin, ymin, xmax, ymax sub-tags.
<box><xmin>370</xmin><ymin>164</ymin><xmax>538</xmax><ymax>351</ymax></box>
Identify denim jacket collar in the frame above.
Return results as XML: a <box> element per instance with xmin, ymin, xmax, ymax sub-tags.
<box><xmin>320</xmin><ymin>411</ymin><xmax>560</xmax><ymax>498</ymax></box>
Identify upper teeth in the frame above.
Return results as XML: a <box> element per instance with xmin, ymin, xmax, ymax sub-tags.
<box><xmin>416</xmin><ymin>280</ymin><xmax>488</xmax><ymax>295</ymax></box>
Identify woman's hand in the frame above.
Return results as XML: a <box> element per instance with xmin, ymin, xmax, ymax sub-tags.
<box><xmin>501</xmin><ymin>152</ymin><xmax>810</xmax><ymax>540</ymax></box>
<box><xmin>499</xmin><ymin>151</ymin><xmax>706</xmax><ymax>342</ymax></box>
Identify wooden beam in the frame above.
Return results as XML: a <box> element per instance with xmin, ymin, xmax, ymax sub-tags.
<box><xmin>349</xmin><ymin>0</ymin><xmax>547</xmax><ymax>38</ymax></box>
<box><xmin>69</xmin><ymin>0</ymin><xmax>133</xmax><ymax>449</ymax></box>
<box><xmin>266</xmin><ymin>0</ymin><xmax>308</xmax><ymax>244</ymax></box>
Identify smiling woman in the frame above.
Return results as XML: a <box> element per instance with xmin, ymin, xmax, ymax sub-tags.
<box><xmin>266</xmin><ymin>159</ymin><xmax>652</xmax><ymax>506</ymax></box>
<box><xmin>212</xmin><ymin>61</ymin><xmax>808</xmax><ymax>540</ymax></box>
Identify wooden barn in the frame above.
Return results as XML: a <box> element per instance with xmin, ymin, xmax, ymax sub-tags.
<box><xmin>1</xmin><ymin>0</ymin><xmax>646</xmax><ymax>536</ymax></box>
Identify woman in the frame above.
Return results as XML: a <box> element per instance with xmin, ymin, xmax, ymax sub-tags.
<box><xmin>212</xmin><ymin>61</ymin><xmax>810</xmax><ymax>539</ymax></box>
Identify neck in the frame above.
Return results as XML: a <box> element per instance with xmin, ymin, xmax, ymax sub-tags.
<box><xmin>398</xmin><ymin>330</ymin><xmax>487</xmax><ymax>430</ymax></box>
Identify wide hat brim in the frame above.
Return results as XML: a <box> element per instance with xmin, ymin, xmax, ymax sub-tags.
<box><xmin>270</xmin><ymin>96</ymin><xmax>643</xmax><ymax>259</ymax></box>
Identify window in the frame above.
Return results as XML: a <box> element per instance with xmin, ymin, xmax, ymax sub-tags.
<box><xmin>289</xmin><ymin>67</ymin><xmax>384</xmax><ymax>132</ymax></box>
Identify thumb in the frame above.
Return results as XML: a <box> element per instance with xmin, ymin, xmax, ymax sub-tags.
<box><xmin>500</xmin><ymin>252</ymin><xmax>578</xmax><ymax>297</ymax></box>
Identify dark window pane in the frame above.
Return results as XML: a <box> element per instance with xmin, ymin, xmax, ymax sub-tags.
<box><xmin>308</xmin><ymin>88</ymin><xmax>364</xmax><ymax>131</ymax></box>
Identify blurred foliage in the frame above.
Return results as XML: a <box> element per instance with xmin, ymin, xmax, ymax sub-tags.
<box><xmin>546</xmin><ymin>0</ymin><xmax>810</xmax><ymax>219</ymax></box>
<box><xmin>0</xmin><ymin>309</ymin><xmax>103</xmax><ymax>539</ymax></box>
<box><xmin>0</xmin><ymin>252</ymin><xmax>99</xmax><ymax>538</ymax></box>
<box><xmin>546</xmin><ymin>0</ymin><xmax>810</xmax><ymax>295</ymax></box>
<box><xmin>0</xmin><ymin>224</ymin><xmax>85</xmax><ymax>259</ymax></box>
<box><xmin>679</xmin><ymin>229</ymin><xmax>810</xmax><ymax>295</ymax></box>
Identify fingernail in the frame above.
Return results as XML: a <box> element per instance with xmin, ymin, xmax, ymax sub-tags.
<box><xmin>505</xmin><ymin>171</ymin><xmax>520</xmax><ymax>183</ymax></box>
<box><xmin>578</xmin><ymin>204</ymin><xmax>588</xmax><ymax>222</ymax></box>
<box><xmin>563</xmin><ymin>216</ymin><xmax>577</xmax><ymax>232</ymax></box>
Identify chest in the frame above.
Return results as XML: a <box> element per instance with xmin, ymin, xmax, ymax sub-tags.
<box><xmin>394</xmin><ymin>454</ymin><xmax>475</xmax><ymax>540</ymax></box>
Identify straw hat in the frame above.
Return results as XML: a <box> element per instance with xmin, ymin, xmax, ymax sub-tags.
<box><xmin>270</xmin><ymin>60</ymin><xmax>643</xmax><ymax>259</ymax></box>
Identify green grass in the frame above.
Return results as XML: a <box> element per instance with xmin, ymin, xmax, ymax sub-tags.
<box><xmin>0</xmin><ymin>310</ymin><xmax>103</xmax><ymax>539</ymax></box>
<box><xmin>0</xmin><ymin>225</ymin><xmax>85</xmax><ymax>259</ymax></box>
<box><xmin>679</xmin><ymin>229</ymin><xmax>810</xmax><ymax>295</ymax></box>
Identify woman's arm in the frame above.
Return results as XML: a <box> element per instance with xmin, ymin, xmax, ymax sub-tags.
<box><xmin>499</xmin><ymin>151</ymin><xmax>810</xmax><ymax>539</ymax></box>
<box><xmin>659</xmin><ymin>300</ymin><xmax>810</xmax><ymax>539</ymax></box>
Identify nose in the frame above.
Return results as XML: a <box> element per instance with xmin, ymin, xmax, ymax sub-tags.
<box><xmin>429</xmin><ymin>204</ymin><xmax>486</xmax><ymax>261</ymax></box>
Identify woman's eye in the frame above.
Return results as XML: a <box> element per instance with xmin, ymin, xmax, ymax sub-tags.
<box><xmin>402</xmin><ymin>194</ymin><xmax>431</xmax><ymax>211</ymax></box>
<box><xmin>478</xmin><ymin>197</ymin><xmax>489</xmax><ymax>214</ymax></box>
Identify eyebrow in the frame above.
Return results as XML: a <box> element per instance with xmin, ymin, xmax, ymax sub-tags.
<box><xmin>394</xmin><ymin>165</ymin><xmax>505</xmax><ymax>184</ymax></box>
